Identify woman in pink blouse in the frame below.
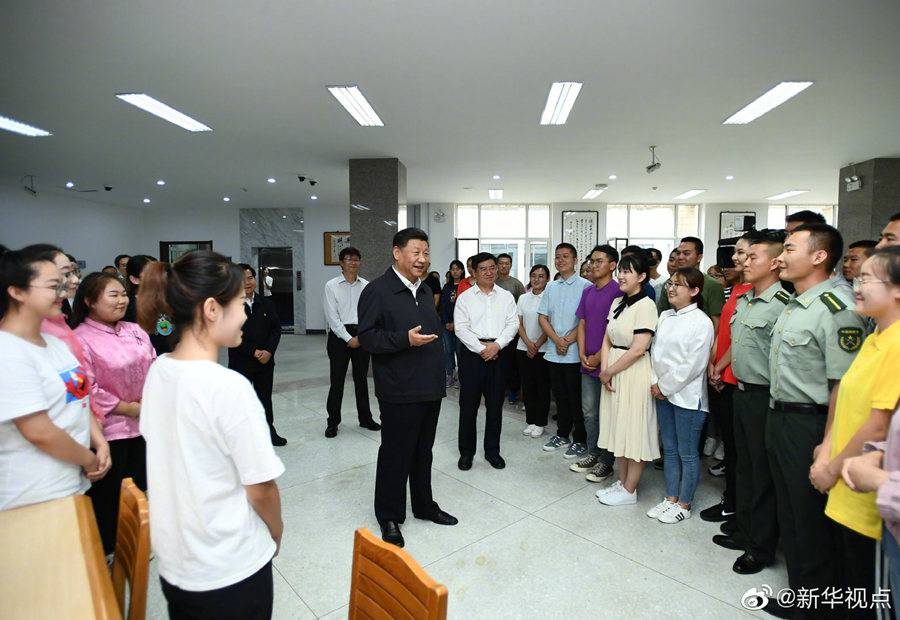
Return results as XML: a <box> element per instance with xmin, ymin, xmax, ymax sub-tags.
<box><xmin>72</xmin><ymin>272</ymin><xmax>156</xmax><ymax>556</ymax></box>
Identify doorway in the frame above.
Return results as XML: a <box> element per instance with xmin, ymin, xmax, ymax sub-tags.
<box><xmin>258</xmin><ymin>247</ymin><xmax>294</xmax><ymax>333</ymax></box>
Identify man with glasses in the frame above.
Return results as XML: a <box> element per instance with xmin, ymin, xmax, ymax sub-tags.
<box><xmin>323</xmin><ymin>247</ymin><xmax>381</xmax><ymax>438</ymax></box>
<box><xmin>453</xmin><ymin>252</ymin><xmax>518</xmax><ymax>470</ymax></box>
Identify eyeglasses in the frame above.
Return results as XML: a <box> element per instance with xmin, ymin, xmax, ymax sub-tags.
<box><xmin>588</xmin><ymin>258</ymin><xmax>611</xmax><ymax>265</ymax></box>
<box><xmin>30</xmin><ymin>281</ymin><xmax>69</xmax><ymax>296</ymax></box>
<box><xmin>663</xmin><ymin>280</ymin><xmax>687</xmax><ymax>290</ymax></box>
<box><xmin>853</xmin><ymin>276</ymin><xmax>887</xmax><ymax>290</ymax></box>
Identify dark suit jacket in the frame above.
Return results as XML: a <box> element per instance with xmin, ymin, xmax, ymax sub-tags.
<box><xmin>358</xmin><ymin>267</ymin><xmax>446</xmax><ymax>404</ymax></box>
<box><xmin>228</xmin><ymin>295</ymin><xmax>281</xmax><ymax>374</ymax></box>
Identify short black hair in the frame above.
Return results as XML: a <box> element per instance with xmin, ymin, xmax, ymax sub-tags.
<box><xmin>785</xmin><ymin>210</ymin><xmax>826</xmax><ymax>225</ymax></box>
<box><xmin>646</xmin><ymin>248</ymin><xmax>662</xmax><ymax>265</ymax></box>
<box><xmin>101</xmin><ymin>265</ymin><xmax>117</xmax><ymax>272</ymax></box>
<box><xmin>749</xmin><ymin>228</ymin><xmax>788</xmax><ymax>254</ymax></box>
<box><xmin>848</xmin><ymin>240</ymin><xmax>878</xmax><ymax>256</ymax></box>
<box><xmin>392</xmin><ymin>227</ymin><xmax>429</xmax><ymax>249</ymax></box>
<box><xmin>65</xmin><ymin>253</ymin><xmax>77</xmax><ymax>263</ymax></box>
<box><xmin>680</xmin><ymin>236</ymin><xmax>704</xmax><ymax>255</ymax></box>
<box><xmin>339</xmin><ymin>246</ymin><xmax>361</xmax><ymax>262</ymax></box>
<box><xmin>792</xmin><ymin>223</ymin><xmax>843</xmax><ymax>273</ymax></box>
<box><xmin>239</xmin><ymin>263</ymin><xmax>256</xmax><ymax>277</ymax></box>
<box><xmin>496</xmin><ymin>253</ymin><xmax>512</xmax><ymax>262</ymax></box>
<box><xmin>591</xmin><ymin>244</ymin><xmax>619</xmax><ymax>264</ymax></box>
<box><xmin>472</xmin><ymin>252</ymin><xmax>497</xmax><ymax>271</ymax></box>
<box><xmin>555</xmin><ymin>242</ymin><xmax>577</xmax><ymax>258</ymax></box>
<box><xmin>891</xmin><ymin>212</ymin><xmax>900</xmax><ymax>222</ymax></box>
<box><xmin>740</xmin><ymin>229</ymin><xmax>764</xmax><ymax>244</ymax></box>
<box><xmin>621</xmin><ymin>245</ymin><xmax>645</xmax><ymax>257</ymax></box>
<box><xmin>114</xmin><ymin>254</ymin><xmax>130</xmax><ymax>267</ymax></box>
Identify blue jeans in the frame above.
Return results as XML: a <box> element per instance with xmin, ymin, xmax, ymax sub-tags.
<box><xmin>440</xmin><ymin>328</ymin><xmax>457</xmax><ymax>375</ymax></box>
<box><xmin>656</xmin><ymin>399</ymin><xmax>707</xmax><ymax>505</ymax></box>
<box><xmin>581</xmin><ymin>374</ymin><xmax>615</xmax><ymax>464</ymax></box>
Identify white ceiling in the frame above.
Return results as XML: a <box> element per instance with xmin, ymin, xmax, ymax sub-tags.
<box><xmin>1</xmin><ymin>0</ymin><xmax>899</xmax><ymax>213</ymax></box>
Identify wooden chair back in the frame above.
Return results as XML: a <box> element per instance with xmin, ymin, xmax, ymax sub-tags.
<box><xmin>111</xmin><ymin>478</ymin><xmax>150</xmax><ymax>620</ymax></box>
<box><xmin>349</xmin><ymin>528</ymin><xmax>448</xmax><ymax>620</ymax></box>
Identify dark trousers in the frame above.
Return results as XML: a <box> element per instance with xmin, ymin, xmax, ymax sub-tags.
<box><xmin>374</xmin><ymin>400</ymin><xmax>441</xmax><ymax>523</ymax></box>
<box><xmin>503</xmin><ymin>336</ymin><xmax>521</xmax><ymax>394</ymax></box>
<box><xmin>161</xmin><ymin>560</ymin><xmax>273</xmax><ymax>620</ymax></box>
<box><xmin>708</xmin><ymin>384</ymin><xmax>736</xmax><ymax>510</ymax></box>
<box><xmin>834</xmin><ymin>523</ymin><xmax>878</xmax><ymax>619</ymax></box>
<box><xmin>517</xmin><ymin>350</ymin><xmax>550</xmax><ymax>427</ymax></box>
<box><xmin>548</xmin><ymin>362</ymin><xmax>586</xmax><ymax>443</ymax></box>
<box><xmin>766</xmin><ymin>407</ymin><xmax>839</xmax><ymax>595</ymax></box>
<box><xmin>326</xmin><ymin>330</ymin><xmax>372</xmax><ymax>426</ymax></box>
<box><xmin>733</xmin><ymin>388</ymin><xmax>778</xmax><ymax>562</ymax></box>
<box><xmin>232</xmin><ymin>363</ymin><xmax>276</xmax><ymax>431</ymax></box>
<box><xmin>457</xmin><ymin>346</ymin><xmax>506</xmax><ymax>457</ymax></box>
<box><xmin>87</xmin><ymin>435</ymin><xmax>147</xmax><ymax>554</ymax></box>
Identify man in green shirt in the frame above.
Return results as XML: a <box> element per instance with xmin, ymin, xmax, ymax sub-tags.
<box><xmin>766</xmin><ymin>223</ymin><xmax>866</xmax><ymax>614</ymax></box>
<box><xmin>657</xmin><ymin>236</ymin><xmax>726</xmax><ymax>334</ymax></box>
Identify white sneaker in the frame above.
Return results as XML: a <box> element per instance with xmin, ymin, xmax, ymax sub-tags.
<box><xmin>703</xmin><ymin>437</ymin><xmax>717</xmax><ymax>457</ymax></box>
<box><xmin>523</xmin><ymin>424</ymin><xmax>535</xmax><ymax>435</ymax></box>
<box><xmin>646</xmin><ymin>499</ymin><xmax>677</xmax><ymax>519</ymax></box>
<box><xmin>658</xmin><ymin>504</ymin><xmax>692</xmax><ymax>524</ymax></box>
<box><xmin>595</xmin><ymin>480</ymin><xmax>623</xmax><ymax>499</ymax></box>
<box><xmin>714</xmin><ymin>442</ymin><xmax>725</xmax><ymax>461</ymax></box>
<box><xmin>599</xmin><ymin>485</ymin><xmax>637</xmax><ymax>506</ymax></box>
<box><xmin>529</xmin><ymin>425</ymin><xmax>545</xmax><ymax>438</ymax></box>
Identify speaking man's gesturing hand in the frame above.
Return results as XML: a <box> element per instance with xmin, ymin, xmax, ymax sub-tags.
<box><xmin>408</xmin><ymin>325</ymin><xmax>438</xmax><ymax>347</ymax></box>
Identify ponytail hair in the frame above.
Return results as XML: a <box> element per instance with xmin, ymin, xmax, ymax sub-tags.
<box><xmin>137</xmin><ymin>251</ymin><xmax>243</xmax><ymax>340</ymax></box>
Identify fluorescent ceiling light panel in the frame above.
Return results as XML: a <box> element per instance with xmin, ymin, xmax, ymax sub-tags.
<box><xmin>327</xmin><ymin>85</ymin><xmax>384</xmax><ymax>126</ymax></box>
<box><xmin>582</xmin><ymin>187</ymin><xmax>607</xmax><ymax>200</ymax></box>
<box><xmin>766</xmin><ymin>190</ymin><xmax>810</xmax><ymax>200</ymax></box>
<box><xmin>115</xmin><ymin>94</ymin><xmax>212</xmax><ymax>132</ymax></box>
<box><xmin>0</xmin><ymin>114</ymin><xmax>52</xmax><ymax>137</ymax></box>
<box><xmin>488</xmin><ymin>189</ymin><xmax>503</xmax><ymax>199</ymax></box>
<box><xmin>540</xmin><ymin>81</ymin><xmax>582</xmax><ymax>125</ymax></box>
<box><xmin>723</xmin><ymin>81</ymin><xmax>813</xmax><ymax>124</ymax></box>
<box><xmin>673</xmin><ymin>189</ymin><xmax>707</xmax><ymax>200</ymax></box>
<box><xmin>351</xmin><ymin>204</ymin><xmax>371</xmax><ymax>210</ymax></box>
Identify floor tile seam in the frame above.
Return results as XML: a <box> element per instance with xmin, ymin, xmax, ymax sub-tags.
<box><xmin>277</xmin><ymin>460</ymin><xmax>378</xmax><ymax>493</ymax></box>
<box><xmin>419</xmin><ymin>513</ymin><xmax>534</xmax><ymax>570</ymax></box>
<box><xmin>272</xmin><ymin>563</ymin><xmax>317</xmax><ymax>616</ymax></box>
<box><xmin>528</xmin><ymin>510</ymin><xmax>755</xmax><ymax>616</ymax></box>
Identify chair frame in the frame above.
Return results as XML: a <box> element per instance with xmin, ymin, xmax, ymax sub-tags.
<box><xmin>111</xmin><ymin>477</ymin><xmax>151</xmax><ymax>620</ymax></box>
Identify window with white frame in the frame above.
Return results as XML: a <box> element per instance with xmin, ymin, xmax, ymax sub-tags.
<box><xmin>455</xmin><ymin>204</ymin><xmax>550</xmax><ymax>280</ymax></box>
<box><xmin>767</xmin><ymin>205</ymin><xmax>837</xmax><ymax>229</ymax></box>
<box><xmin>605</xmin><ymin>204</ymin><xmax>700</xmax><ymax>260</ymax></box>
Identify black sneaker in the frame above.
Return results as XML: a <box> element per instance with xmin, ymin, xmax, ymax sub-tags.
<box><xmin>708</xmin><ymin>460</ymin><xmax>726</xmax><ymax>477</ymax></box>
<box><xmin>652</xmin><ymin>458</ymin><xmax>664</xmax><ymax>470</ymax></box>
<box><xmin>700</xmin><ymin>496</ymin><xmax>735</xmax><ymax>522</ymax></box>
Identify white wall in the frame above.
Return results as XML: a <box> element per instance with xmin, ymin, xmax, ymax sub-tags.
<box><xmin>304</xmin><ymin>201</ymin><xmax>349</xmax><ymax>331</ymax></box>
<box><xmin>137</xmin><ymin>206</ymin><xmax>240</xmax><ymax>261</ymax></box>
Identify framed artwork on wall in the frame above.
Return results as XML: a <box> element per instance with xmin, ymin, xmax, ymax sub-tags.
<box><xmin>159</xmin><ymin>241</ymin><xmax>213</xmax><ymax>263</ymax></box>
<box><xmin>561</xmin><ymin>210</ymin><xmax>599</xmax><ymax>262</ymax></box>
<box><xmin>718</xmin><ymin>212</ymin><xmax>757</xmax><ymax>241</ymax></box>
<box><xmin>324</xmin><ymin>231</ymin><xmax>352</xmax><ymax>265</ymax></box>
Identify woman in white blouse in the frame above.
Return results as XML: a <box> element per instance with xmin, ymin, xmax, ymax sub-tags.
<box><xmin>648</xmin><ymin>267</ymin><xmax>714</xmax><ymax>524</ymax></box>
<box><xmin>517</xmin><ymin>265</ymin><xmax>551</xmax><ymax>437</ymax></box>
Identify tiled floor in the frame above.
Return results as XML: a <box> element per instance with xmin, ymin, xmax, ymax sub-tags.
<box><xmin>145</xmin><ymin>335</ymin><xmax>788</xmax><ymax>619</ymax></box>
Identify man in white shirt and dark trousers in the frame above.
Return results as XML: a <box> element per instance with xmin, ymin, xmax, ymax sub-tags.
<box><xmin>324</xmin><ymin>247</ymin><xmax>381</xmax><ymax>438</ymax></box>
<box><xmin>454</xmin><ymin>252</ymin><xmax>519</xmax><ymax>471</ymax></box>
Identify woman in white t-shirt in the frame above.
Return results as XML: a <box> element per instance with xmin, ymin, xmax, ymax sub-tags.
<box><xmin>0</xmin><ymin>246</ymin><xmax>111</xmax><ymax>511</ymax></box>
<box><xmin>137</xmin><ymin>250</ymin><xmax>284</xmax><ymax>619</ymax></box>
<box><xmin>517</xmin><ymin>264</ymin><xmax>551</xmax><ymax>438</ymax></box>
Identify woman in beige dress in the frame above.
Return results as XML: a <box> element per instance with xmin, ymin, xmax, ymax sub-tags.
<box><xmin>596</xmin><ymin>253</ymin><xmax>659</xmax><ymax>506</ymax></box>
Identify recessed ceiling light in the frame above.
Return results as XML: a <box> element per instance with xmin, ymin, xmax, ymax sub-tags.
<box><xmin>282</xmin><ymin>215</ymin><xmax>287</xmax><ymax>219</ymax></box>
<box><xmin>540</xmin><ymin>81</ymin><xmax>582</xmax><ymax>125</ymax></box>
<box><xmin>608</xmin><ymin>175</ymin><xmax>617</xmax><ymax>180</ymax></box>
<box><xmin>673</xmin><ymin>189</ymin><xmax>707</xmax><ymax>200</ymax></box>
<box><xmin>267</xmin><ymin>178</ymin><xmax>276</xmax><ymax>184</ymax></box>
<box><xmin>723</xmin><ymin>81</ymin><xmax>813</xmax><ymax>125</ymax></box>
<box><xmin>582</xmin><ymin>185</ymin><xmax>608</xmax><ymax>200</ymax></box>
<box><xmin>351</xmin><ymin>204</ymin><xmax>371</xmax><ymax>210</ymax></box>
<box><xmin>311</xmin><ymin>195</ymin><xmax>318</xmax><ymax>200</ymax></box>
<box><xmin>384</xmin><ymin>220</ymin><xmax>397</xmax><ymax>226</ymax></box>
<box><xmin>115</xmin><ymin>93</ymin><xmax>212</xmax><ymax>132</ymax></box>
<box><xmin>488</xmin><ymin>189</ymin><xmax>503</xmax><ymax>200</ymax></box>
<box><xmin>725</xmin><ymin>175</ymin><xmax>735</xmax><ymax>181</ymax></box>
<box><xmin>156</xmin><ymin>179</ymin><xmax>166</xmax><ymax>186</ymax></box>
<box><xmin>223</xmin><ymin>196</ymin><xmax>231</xmax><ymax>202</ymax></box>
<box><xmin>765</xmin><ymin>190</ymin><xmax>810</xmax><ymax>201</ymax></box>
<box><xmin>65</xmin><ymin>180</ymin><xmax>75</xmax><ymax>189</ymax></box>
<box><xmin>0</xmin><ymin>114</ymin><xmax>52</xmax><ymax>137</ymax></box>
<box><xmin>492</xmin><ymin>175</ymin><xmax>501</xmax><ymax>180</ymax></box>
<box><xmin>327</xmin><ymin>85</ymin><xmax>384</xmax><ymax>126</ymax></box>
<box><xmin>143</xmin><ymin>198</ymin><xmax>151</xmax><ymax>204</ymax></box>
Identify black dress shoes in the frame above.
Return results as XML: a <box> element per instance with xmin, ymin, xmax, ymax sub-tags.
<box><xmin>324</xmin><ymin>425</ymin><xmax>338</xmax><ymax>438</ymax></box>
<box><xmin>359</xmin><ymin>419</ymin><xmax>382</xmax><ymax>431</ymax></box>
<box><xmin>720</xmin><ymin>519</ymin><xmax>736</xmax><ymax>536</ymax></box>
<box><xmin>761</xmin><ymin>598</ymin><xmax>793</xmax><ymax>619</ymax></box>
<box><xmin>458</xmin><ymin>454</ymin><xmax>473</xmax><ymax>470</ymax></box>
<box><xmin>733</xmin><ymin>552</ymin><xmax>772</xmax><ymax>575</ymax></box>
<box><xmin>485</xmin><ymin>454</ymin><xmax>506</xmax><ymax>470</ymax></box>
<box><xmin>379</xmin><ymin>521</ymin><xmax>404</xmax><ymax>547</ymax></box>
<box><xmin>414</xmin><ymin>509</ymin><xmax>459</xmax><ymax>526</ymax></box>
<box><xmin>270</xmin><ymin>429</ymin><xmax>287</xmax><ymax>446</ymax></box>
<box><xmin>712</xmin><ymin>534</ymin><xmax>745</xmax><ymax>551</ymax></box>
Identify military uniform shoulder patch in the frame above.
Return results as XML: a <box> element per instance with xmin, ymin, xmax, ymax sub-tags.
<box><xmin>774</xmin><ymin>290</ymin><xmax>790</xmax><ymax>304</ymax></box>
<box><xmin>837</xmin><ymin>326</ymin><xmax>863</xmax><ymax>353</ymax></box>
<box><xmin>820</xmin><ymin>291</ymin><xmax>847</xmax><ymax>314</ymax></box>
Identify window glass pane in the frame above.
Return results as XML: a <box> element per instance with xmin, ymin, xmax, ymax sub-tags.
<box><xmin>630</xmin><ymin>239</ymin><xmax>676</xmax><ymax>268</ymax></box>
<box><xmin>456</xmin><ymin>238</ymin><xmax>479</xmax><ymax>265</ymax></box>
<box><xmin>606</xmin><ymin>205</ymin><xmax>628</xmax><ymax>239</ymax></box>
<box><xmin>629</xmin><ymin>205</ymin><xmax>674</xmax><ymax>238</ymax></box>
<box><xmin>768</xmin><ymin>205</ymin><xmax>786</xmax><ymax>230</ymax></box>
<box><xmin>786</xmin><ymin>204</ymin><xmax>835</xmax><ymax>226</ymax></box>
<box><xmin>528</xmin><ymin>205</ymin><xmax>550</xmax><ymax>238</ymax></box>
<box><xmin>481</xmin><ymin>204</ymin><xmax>526</xmax><ymax>237</ymax></box>
<box><xmin>397</xmin><ymin>205</ymin><xmax>407</xmax><ymax>230</ymax></box>
<box><xmin>529</xmin><ymin>242</ymin><xmax>548</xmax><ymax>271</ymax></box>
<box><xmin>676</xmin><ymin>204</ymin><xmax>699</xmax><ymax>238</ymax></box>
<box><xmin>456</xmin><ymin>205</ymin><xmax>479</xmax><ymax>237</ymax></box>
<box><xmin>480</xmin><ymin>240</ymin><xmax>524</xmax><ymax>280</ymax></box>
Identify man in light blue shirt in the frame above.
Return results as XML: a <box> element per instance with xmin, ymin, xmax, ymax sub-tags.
<box><xmin>538</xmin><ymin>243</ymin><xmax>592</xmax><ymax>458</ymax></box>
